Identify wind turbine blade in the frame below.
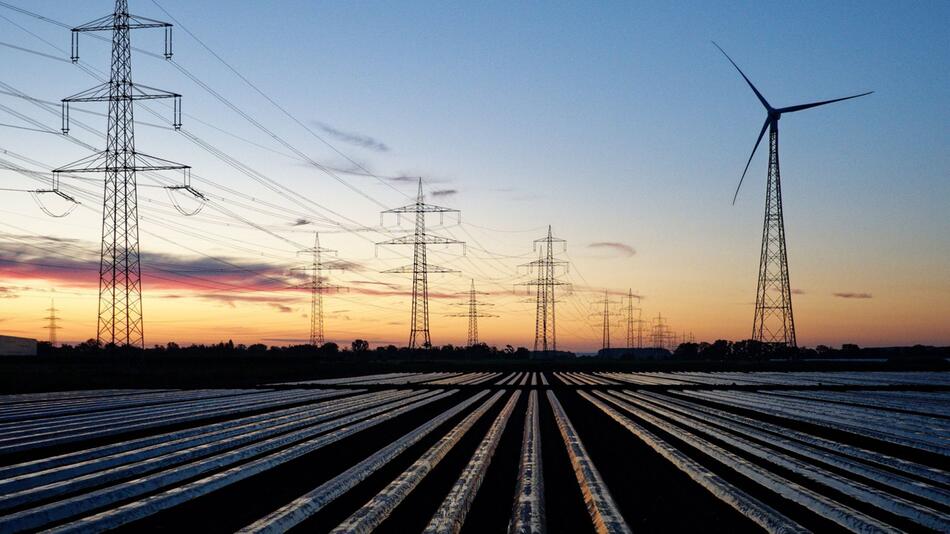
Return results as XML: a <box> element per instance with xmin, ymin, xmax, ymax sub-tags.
<box><xmin>712</xmin><ymin>41</ymin><xmax>772</xmax><ymax>110</ymax></box>
<box><xmin>734</xmin><ymin>118</ymin><xmax>770</xmax><ymax>205</ymax></box>
<box><xmin>777</xmin><ymin>91</ymin><xmax>873</xmax><ymax>114</ymax></box>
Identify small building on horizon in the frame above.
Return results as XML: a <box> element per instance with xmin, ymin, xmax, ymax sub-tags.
<box><xmin>0</xmin><ymin>335</ymin><xmax>38</xmax><ymax>356</ymax></box>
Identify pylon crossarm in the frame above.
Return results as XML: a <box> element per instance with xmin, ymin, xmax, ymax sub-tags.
<box><xmin>384</xmin><ymin>264</ymin><xmax>458</xmax><ymax>274</ymax></box>
<box><xmin>378</xmin><ymin>234</ymin><xmax>463</xmax><ymax>246</ymax></box>
<box><xmin>133</xmin><ymin>152</ymin><xmax>189</xmax><ymax>171</ymax></box>
<box><xmin>52</xmin><ymin>151</ymin><xmax>190</xmax><ymax>174</ymax></box>
<box><xmin>63</xmin><ymin>85</ymin><xmax>182</xmax><ymax>133</ymax></box>
<box><xmin>63</xmin><ymin>82</ymin><xmax>180</xmax><ymax>103</ymax></box>
<box><xmin>383</xmin><ymin>203</ymin><xmax>458</xmax><ymax>214</ymax></box>
<box><xmin>382</xmin><ymin>265</ymin><xmax>416</xmax><ymax>274</ymax></box>
<box><xmin>518</xmin><ymin>259</ymin><xmax>568</xmax><ymax>271</ymax></box>
<box><xmin>71</xmin><ymin>14</ymin><xmax>173</xmax><ymax>63</ymax></box>
<box><xmin>51</xmin><ymin>151</ymin><xmax>109</xmax><ymax>173</ymax></box>
<box><xmin>296</xmin><ymin>247</ymin><xmax>338</xmax><ymax>256</ymax></box>
<box><xmin>70</xmin><ymin>14</ymin><xmax>120</xmax><ymax>33</ymax></box>
<box><xmin>72</xmin><ymin>13</ymin><xmax>170</xmax><ymax>33</ymax></box>
<box><xmin>519</xmin><ymin>279</ymin><xmax>571</xmax><ymax>287</ymax></box>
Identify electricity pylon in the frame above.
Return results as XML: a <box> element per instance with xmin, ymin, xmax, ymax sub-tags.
<box><xmin>620</xmin><ymin>289</ymin><xmax>643</xmax><ymax>349</ymax></box>
<box><xmin>44</xmin><ymin>299</ymin><xmax>61</xmax><ymax>346</ymax></box>
<box><xmin>591</xmin><ymin>290</ymin><xmax>620</xmax><ymax>350</ymax></box>
<box><xmin>447</xmin><ymin>279</ymin><xmax>496</xmax><ymax>347</ymax></box>
<box><xmin>54</xmin><ymin>0</ymin><xmax>189</xmax><ymax>348</ymax></box>
<box><xmin>378</xmin><ymin>178</ymin><xmax>463</xmax><ymax>348</ymax></box>
<box><xmin>293</xmin><ymin>233</ymin><xmax>345</xmax><ymax>346</ymax></box>
<box><xmin>714</xmin><ymin>43</ymin><xmax>871</xmax><ymax>348</ymax></box>
<box><xmin>650</xmin><ymin>313</ymin><xmax>672</xmax><ymax>350</ymax></box>
<box><xmin>520</xmin><ymin>226</ymin><xmax>569</xmax><ymax>353</ymax></box>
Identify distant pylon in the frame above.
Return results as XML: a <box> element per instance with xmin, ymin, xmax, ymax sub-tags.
<box><xmin>447</xmin><ymin>279</ymin><xmax>496</xmax><ymax>347</ymax></box>
<box><xmin>44</xmin><ymin>299</ymin><xmax>61</xmax><ymax>346</ymax></box>
<box><xmin>520</xmin><ymin>226</ymin><xmax>569</xmax><ymax>353</ymax></box>
<box><xmin>592</xmin><ymin>290</ymin><xmax>620</xmax><ymax>351</ymax></box>
<box><xmin>650</xmin><ymin>313</ymin><xmax>671</xmax><ymax>350</ymax></box>
<box><xmin>621</xmin><ymin>289</ymin><xmax>642</xmax><ymax>349</ymax></box>
<box><xmin>55</xmin><ymin>0</ymin><xmax>191</xmax><ymax>348</ymax></box>
<box><xmin>293</xmin><ymin>233</ymin><xmax>345</xmax><ymax>346</ymax></box>
<box><xmin>379</xmin><ymin>178</ymin><xmax>463</xmax><ymax>348</ymax></box>
<box><xmin>636</xmin><ymin>308</ymin><xmax>645</xmax><ymax>349</ymax></box>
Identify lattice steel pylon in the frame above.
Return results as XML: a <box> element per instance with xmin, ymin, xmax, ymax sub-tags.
<box><xmin>378</xmin><ymin>178</ymin><xmax>463</xmax><ymax>348</ymax></box>
<box><xmin>54</xmin><ymin>0</ymin><xmax>189</xmax><ymax>347</ymax></box>
<box><xmin>591</xmin><ymin>290</ymin><xmax>620</xmax><ymax>351</ymax></box>
<box><xmin>293</xmin><ymin>233</ymin><xmax>345</xmax><ymax>346</ymax></box>
<box><xmin>620</xmin><ymin>289</ymin><xmax>643</xmax><ymax>349</ymax></box>
<box><xmin>44</xmin><ymin>299</ymin><xmax>61</xmax><ymax>347</ymax></box>
<box><xmin>447</xmin><ymin>279</ymin><xmax>496</xmax><ymax>347</ymax></box>
<box><xmin>520</xmin><ymin>226</ymin><xmax>569</xmax><ymax>353</ymax></box>
<box><xmin>650</xmin><ymin>313</ymin><xmax>672</xmax><ymax>350</ymax></box>
<box><xmin>714</xmin><ymin>43</ymin><xmax>871</xmax><ymax>348</ymax></box>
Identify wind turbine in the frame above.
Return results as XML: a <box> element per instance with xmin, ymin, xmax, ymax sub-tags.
<box><xmin>714</xmin><ymin>42</ymin><xmax>872</xmax><ymax>347</ymax></box>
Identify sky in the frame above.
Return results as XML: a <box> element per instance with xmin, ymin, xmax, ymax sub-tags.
<box><xmin>0</xmin><ymin>0</ymin><xmax>948</xmax><ymax>350</ymax></box>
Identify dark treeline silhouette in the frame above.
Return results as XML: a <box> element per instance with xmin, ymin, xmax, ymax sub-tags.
<box><xmin>672</xmin><ymin>340</ymin><xmax>948</xmax><ymax>362</ymax></box>
<box><xmin>36</xmin><ymin>338</ymin><xmax>948</xmax><ymax>363</ymax></box>
<box><xmin>3</xmin><ymin>339</ymin><xmax>945</xmax><ymax>393</ymax></box>
<box><xmin>37</xmin><ymin>339</ymin><xmax>535</xmax><ymax>361</ymax></box>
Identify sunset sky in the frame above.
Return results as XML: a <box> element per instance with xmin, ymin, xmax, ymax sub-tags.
<box><xmin>1</xmin><ymin>1</ymin><xmax>948</xmax><ymax>350</ymax></box>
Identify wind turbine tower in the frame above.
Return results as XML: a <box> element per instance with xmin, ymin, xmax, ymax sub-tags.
<box><xmin>714</xmin><ymin>42</ymin><xmax>872</xmax><ymax>348</ymax></box>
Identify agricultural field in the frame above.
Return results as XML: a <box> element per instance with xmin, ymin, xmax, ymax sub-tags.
<box><xmin>0</xmin><ymin>371</ymin><xmax>947</xmax><ymax>533</ymax></box>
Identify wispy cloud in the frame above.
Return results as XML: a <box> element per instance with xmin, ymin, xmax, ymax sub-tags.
<box><xmin>587</xmin><ymin>242</ymin><xmax>636</xmax><ymax>258</ymax></box>
<box><xmin>385</xmin><ymin>174</ymin><xmax>451</xmax><ymax>186</ymax></box>
<box><xmin>268</xmin><ymin>303</ymin><xmax>293</xmax><ymax>313</ymax></box>
<box><xmin>511</xmin><ymin>193</ymin><xmax>543</xmax><ymax>202</ymax></box>
<box><xmin>186</xmin><ymin>293</ymin><xmax>302</xmax><ymax>309</ymax></box>
<box><xmin>330</xmin><ymin>260</ymin><xmax>365</xmax><ymax>272</ymax></box>
<box><xmin>833</xmin><ymin>292</ymin><xmax>872</xmax><ymax>299</ymax></box>
<box><xmin>0</xmin><ymin>235</ymin><xmax>299</xmax><ymax>293</ymax></box>
<box><xmin>0</xmin><ymin>287</ymin><xmax>18</xmax><ymax>299</ymax></box>
<box><xmin>431</xmin><ymin>189</ymin><xmax>458</xmax><ymax>198</ymax></box>
<box><xmin>350</xmin><ymin>279</ymin><xmax>401</xmax><ymax>290</ymax></box>
<box><xmin>311</xmin><ymin>121</ymin><xmax>389</xmax><ymax>152</ymax></box>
